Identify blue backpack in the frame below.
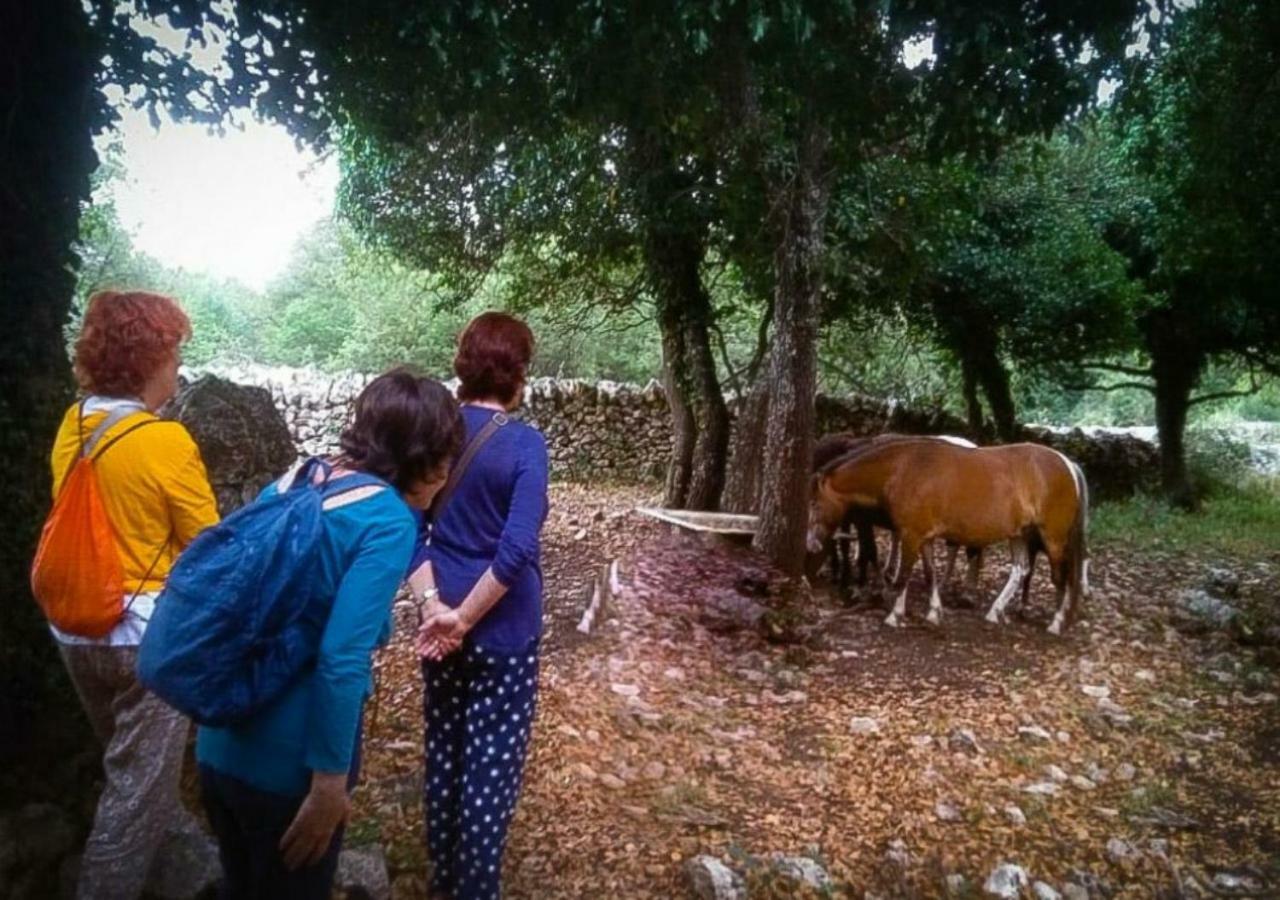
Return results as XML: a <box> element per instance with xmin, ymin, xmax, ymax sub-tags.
<box><xmin>138</xmin><ymin>458</ymin><xmax>386</xmax><ymax>726</ymax></box>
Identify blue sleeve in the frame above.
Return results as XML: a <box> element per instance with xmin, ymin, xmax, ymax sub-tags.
<box><xmin>304</xmin><ymin>502</ymin><xmax>415</xmax><ymax>774</ymax></box>
<box><xmin>492</xmin><ymin>429</ymin><xmax>549</xmax><ymax>587</ymax></box>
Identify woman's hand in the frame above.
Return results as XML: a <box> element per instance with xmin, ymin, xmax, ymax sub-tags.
<box><xmin>418</xmin><ymin>607</ymin><xmax>471</xmax><ymax>661</ymax></box>
<box><xmin>280</xmin><ymin>771</ymin><xmax>349</xmax><ymax>870</ymax></box>
<box><xmin>417</xmin><ymin>597</ymin><xmax>464</xmax><ymax>661</ymax></box>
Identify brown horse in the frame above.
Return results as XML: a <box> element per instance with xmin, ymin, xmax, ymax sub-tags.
<box><xmin>812</xmin><ymin>433</ymin><xmax>983</xmax><ymax>591</ymax></box>
<box><xmin>808</xmin><ymin>441</ymin><xmax>1088</xmax><ymax>633</ymax></box>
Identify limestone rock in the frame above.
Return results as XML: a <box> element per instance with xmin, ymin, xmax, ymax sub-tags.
<box><xmin>684</xmin><ymin>855</ymin><xmax>745</xmax><ymax>900</ymax></box>
<box><xmin>165</xmin><ymin>375</ymin><xmax>296</xmax><ymax>514</ymax></box>
<box><xmin>336</xmin><ymin>846</ymin><xmax>391</xmax><ymax>900</ymax></box>
<box><xmin>984</xmin><ymin>863</ymin><xmax>1029</xmax><ymax>898</ymax></box>
<box><xmin>766</xmin><ymin>854</ymin><xmax>832</xmax><ymax>891</ymax></box>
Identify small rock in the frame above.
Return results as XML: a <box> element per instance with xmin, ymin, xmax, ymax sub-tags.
<box><xmin>684</xmin><ymin>855</ymin><xmax>746</xmax><ymax>900</ymax></box>
<box><xmin>1071</xmin><ymin>776</ymin><xmax>1097</xmax><ymax>791</ymax></box>
<box><xmin>935</xmin><ymin>801</ymin><xmax>963</xmax><ymax>823</ymax></box>
<box><xmin>1203</xmin><ymin>567</ymin><xmax>1241</xmax><ymax>599</ymax></box>
<box><xmin>1106</xmin><ymin>838</ymin><xmax>1137</xmax><ymax>863</ymax></box>
<box><xmin>1024</xmin><ymin>782</ymin><xmax>1059</xmax><ymax>797</ymax></box>
<box><xmin>642</xmin><ymin>761</ymin><xmax>667</xmax><ymax>780</ymax></box>
<box><xmin>1004</xmin><ymin>805</ymin><xmax>1028</xmax><ymax>827</ymax></box>
<box><xmin>1032</xmin><ymin>882</ymin><xmax>1062</xmax><ymax>900</ymax></box>
<box><xmin>1045</xmin><ymin>764</ymin><xmax>1069</xmax><ymax>783</ymax></box>
<box><xmin>1085</xmin><ymin>763</ymin><xmax>1109</xmax><ymax>784</ymax></box>
<box><xmin>944</xmin><ymin>873</ymin><xmax>970</xmax><ymax>896</ymax></box>
<box><xmin>1181</xmin><ymin>589</ymin><xmax>1238</xmax><ymax>627</ymax></box>
<box><xmin>1081</xmin><ymin>685</ymin><xmax>1111</xmax><ymax>699</ymax></box>
<box><xmin>984</xmin><ymin>863</ymin><xmax>1030</xmax><ymax>898</ymax></box>
<box><xmin>850</xmin><ymin>717</ymin><xmax>882</xmax><ymax>735</ymax></box>
<box><xmin>911</xmin><ymin>734</ymin><xmax>935</xmax><ymax>748</ymax></box>
<box><xmin>1135</xmin><ymin>670</ymin><xmax>1156</xmax><ymax>683</ymax></box>
<box><xmin>767</xmin><ymin>855</ymin><xmax>832</xmax><ymax>890</ymax></box>
<box><xmin>885</xmin><ymin>838</ymin><xmax>912</xmax><ymax>868</ymax></box>
<box><xmin>1056</xmin><ymin>731</ymin><xmax>1071</xmax><ymax>744</ymax></box>
<box><xmin>1062</xmin><ymin>886</ymin><xmax>1089</xmax><ymax>900</ymax></box>
<box><xmin>599</xmin><ymin>774</ymin><xmax>626</xmax><ymax>790</ymax></box>
<box><xmin>1019</xmin><ymin>725</ymin><xmax>1053</xmax><ymax>742</ymax></box>
<box><xmin>1148</xmin><ymin>839</ymin><xmax>1170</xmax><ymax>856</ymax></box>
<box><xmin>1115</xmin><ymin>763</ymin><xmax>1137</xmax><ymax>781</ymax></box>
<box><xmin>949</xmin><ymin>729</ymin><xmax>984</xmax><ymax>755</ymax></box>
<box><xmin>335</xmin><ymin>846</ymin><xmax>391</xmax><ymax>900</ymax></box>
<box><xmin>1212</xmin><ymin>871</ymin><xmax>1263</xmax><ymax>892</ymax></box>
<box><xmin>610</xmin><ymin>683</ymin><xmax>640</xmax><ymax>698</ymax></box>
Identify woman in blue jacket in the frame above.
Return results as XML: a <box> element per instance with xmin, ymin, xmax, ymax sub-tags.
<box><xmin>197</xmin><ymin>370</ymin><xmax>463</xmax><ymax>899</ymax></box>
<box><xmin>413</xmin><ymin>312</ymin><xmax>549</xmax><ymax>900</ymax></box>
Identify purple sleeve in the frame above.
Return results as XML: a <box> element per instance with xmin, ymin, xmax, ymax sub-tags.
<box><xmin>491</xmin><ymin>430</ymin><xmax>549</xmax><ymax>587</ymax></box>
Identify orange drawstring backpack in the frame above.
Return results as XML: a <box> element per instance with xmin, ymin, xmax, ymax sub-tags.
<box><xmin>30</xmin><ymin>401</ymin><xmax>162</xmax><ymax>637</ymax></box>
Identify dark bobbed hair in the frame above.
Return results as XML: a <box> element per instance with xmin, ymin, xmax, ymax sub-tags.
<box><xmin>339</xmin><ymin>369</ymin><xmax>463</xmax><ymax>491</ymax></box>
<box><xmin>454</xmin><ymin>311</ymin><xmax>534</xmax><ymax>405</ymax></box>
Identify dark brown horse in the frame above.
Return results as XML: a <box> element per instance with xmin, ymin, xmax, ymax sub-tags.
<box><xmin>808</xmin><ymin>441</ymin><xmax>1088</xmax><ymax>633</ymax></box>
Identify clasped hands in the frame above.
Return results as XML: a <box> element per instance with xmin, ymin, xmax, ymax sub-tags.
<box><xmin>417</xmin><ymin>596</ymin><xmax>469</xmax><ymax>661</ymax></box>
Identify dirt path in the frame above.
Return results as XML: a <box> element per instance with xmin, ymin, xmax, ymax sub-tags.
<box><xmin>353</xmin><ymin>483</ymin><xmax>1280</xmax><ymax>898</ymax></box>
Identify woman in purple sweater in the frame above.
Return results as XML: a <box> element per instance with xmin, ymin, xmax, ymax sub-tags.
<box><xmin>412</xmin><ymin>312</ymin><xmax>549</xmax><ymax>900</ymax></box>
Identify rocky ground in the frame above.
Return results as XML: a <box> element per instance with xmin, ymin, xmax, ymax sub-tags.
<box><xmin>350</xmin><ymin>482</ymin><xmax>1280</xmax><ymax>899</ymax></box>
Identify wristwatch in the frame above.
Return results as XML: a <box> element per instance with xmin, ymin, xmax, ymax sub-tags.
<box><xmin>419</xmin><ymin>586</ymin><xmax>440</xmax><ymax>605</ymax></box>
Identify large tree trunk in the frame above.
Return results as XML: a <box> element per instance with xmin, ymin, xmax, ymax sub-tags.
<box><xmin>721</xmin><ymin>374</ymin><xmax>771</xmax><ymax>513</ymax></box>
<box><xmin>632</xmin><ymin>130</ymin><xmax>730</xmax><ymax>512</ymax></box>
<box><xmin>0</xmin><ymin>0</ymin><xmax>96</xmax><ymax>740</ymax></box>
<box><xmin>652</xmin><ymin>275</ymin><xmax>730</xmax><ymax>510</ymax></box>
<box><xmin>1149</xmin><ymin>341</ymin><xmax>1202</xmax><ymax>511</ymax></box>
<box><xmin>975</xmin><ymin>351</ymin><xmax>1018</xmax><ymax>442</ymax></box>
<box><xmin>752</xmin><ymin>123</ymin><xmax>830</xmax><ymax>574</ymax></box>
<box><xmin>960</xmin><ymin>357</ymin><xmax>985</xmax><ymax>434</ymax></box>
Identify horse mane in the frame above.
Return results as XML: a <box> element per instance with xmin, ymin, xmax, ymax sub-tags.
<box><xmin>817</xmin><ymin>432</ymin><xmax>970</xmax><ymax>478</ymax></box>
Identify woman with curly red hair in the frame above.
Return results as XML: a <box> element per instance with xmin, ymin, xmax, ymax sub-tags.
<box><xmin>412</xmin><ymin>312</ymin><xmax>550</xmax><ymax>900</ymax></box>
<box><xmin>48</xmin><ymin>290</ymin><xmax>219</xmax><ymax>899</ymax></box>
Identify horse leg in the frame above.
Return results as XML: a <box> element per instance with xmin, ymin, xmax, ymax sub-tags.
<box><xmin>924</xmin><ymin>542</ymin><xmax>944</xmax><ymax>626</ymax></box>
<box><xmin>966</xmin><ymin>547</ymin><xmax>983</xmax><ymax>590</ymax></box>
<box><xmin>884</xmin><ymin>536</ymin><xmax>920</xmax><ymax>628</ymax></box>
<box><xmin>985</xmin><ymin>538</ymin><xmax>1028</xmax><ymax>625</ymax></box>
<box><xmin>854</xmin><ymin>520</ymin><xmax>875</xmax><ymax>587</ymax></box>
<box><xmin>1047</xmin><ymin>552</ymin><xmax>1072</xmax><ymax>636</ymax></box>
<box><xmin>885</xmin><ymin>532</ymin><xmax>902</xmax><ymax>582</ymax></box>
<box><xmin>942</xmin><ymin>542</ymin><xmax>960</xmax><ymax>588</ymax></box>
<box><xmin>1015</xmin><ymin>548</ymin><xmax>1038</xmax><ymax>618</ymax></box>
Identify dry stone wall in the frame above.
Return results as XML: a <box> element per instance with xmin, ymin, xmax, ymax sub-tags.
<box><xmin>183</xmin><ymin>364</ymin><xmax>1160</xmax><ymax>498</ymax></box>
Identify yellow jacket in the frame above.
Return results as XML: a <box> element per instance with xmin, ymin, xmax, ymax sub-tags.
<box><xmin>51</xmin><ymin>400</ymin><xmax>220</xmax><ymax>593</ymax></box>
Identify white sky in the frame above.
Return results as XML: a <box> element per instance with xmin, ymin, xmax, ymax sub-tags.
<box><xmin>98</xmin><ymin>98</ymin><xmax>338</xmax><ymax>290</ymax></box>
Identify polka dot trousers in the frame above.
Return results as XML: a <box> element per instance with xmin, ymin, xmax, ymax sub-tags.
<box><xmin>422</xmin><ymin>640</ymin><xmax>539</xmax><ymax>900</ymax></box>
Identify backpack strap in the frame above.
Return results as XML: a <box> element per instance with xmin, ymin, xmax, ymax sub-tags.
<box><xmin>90</xmin><ymin>418</ymin><xmax>162</xmax><ymax>462</ymax></box>
<box><xmin>429</xmin><ymin>412</ymin><xmax>508</xmax><ymax>521</ymax></box>
<box><xmin>320</xmin><ymin>473</ymin><xmax>388</xmax><ymax>512</ymax></box>
<box><xmin>78</xmin><ymin>400</ymin><xmax>150</xmax><ymax>459</ymax></box>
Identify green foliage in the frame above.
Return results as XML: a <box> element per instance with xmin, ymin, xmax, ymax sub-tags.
<box><xmin>1092</xmin><ymin>480</ymin><xmax>1280</xmax><ymax>560</ymax></box>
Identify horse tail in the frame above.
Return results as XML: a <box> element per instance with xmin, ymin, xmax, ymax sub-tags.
<box><xmin>1066</xmin><ymin>460</ymin><xmax>1091</xmax><ymax>617</ymax></box>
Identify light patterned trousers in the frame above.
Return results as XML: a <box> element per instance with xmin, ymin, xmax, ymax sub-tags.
<box><xmin>59</xmin><ymin>643</ymin><xmax>191</xmax><ymax>900</ymax></box>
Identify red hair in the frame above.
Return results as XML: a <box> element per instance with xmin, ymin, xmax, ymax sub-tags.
<box><xmin>454</xmin><ymin>312</ymin><xmax>535</xmax><ymax>404</ymax></box>
<box><xmin>74</xmin><ymin>290</ymin><xmax>191</xmax><ymax>397</ymax></box>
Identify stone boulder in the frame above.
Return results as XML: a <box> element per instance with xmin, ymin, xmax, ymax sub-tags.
<box><xmin>165</xmin><ymin>376</ymin><xmax>297</xmax><ymax>514</ymax></box>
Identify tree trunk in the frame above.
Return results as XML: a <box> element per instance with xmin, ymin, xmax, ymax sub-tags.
<box><xmin>0</xmin><ymin>0</ymin><xmax>96</xmax><ymax>739</ymax></box>
<box><xmin>1150</xmin><ymin>344</ymin><xmax>1202</xmax><ymax>511</ymax></box>
<box><xmin>721</xmin><ymin>374</ymin><xmax>770</xmax><ymax>513</ymax></box>
<box><xmin>632</xmin><ymin>127</ymin><xmax>730</xmax><ymax>512</ymax></box>
<box><xmin>960</xmin><ymin>357</ymin><xmax>985</xmax><ymax>434</ymax></box>
<box><xmin>647</xmin><ymin>230</ymin><xmax>730</xmax><ymax>511</ymax></box>
<box><xmin>975</xmin><ymin>351</ymin><xmax>1019</xmax><ymax>442</ymax></box>
<box><xmin>752</xmin><ymin>122</ymin><xmax>830</xmax><ymax>574</ymax></box>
